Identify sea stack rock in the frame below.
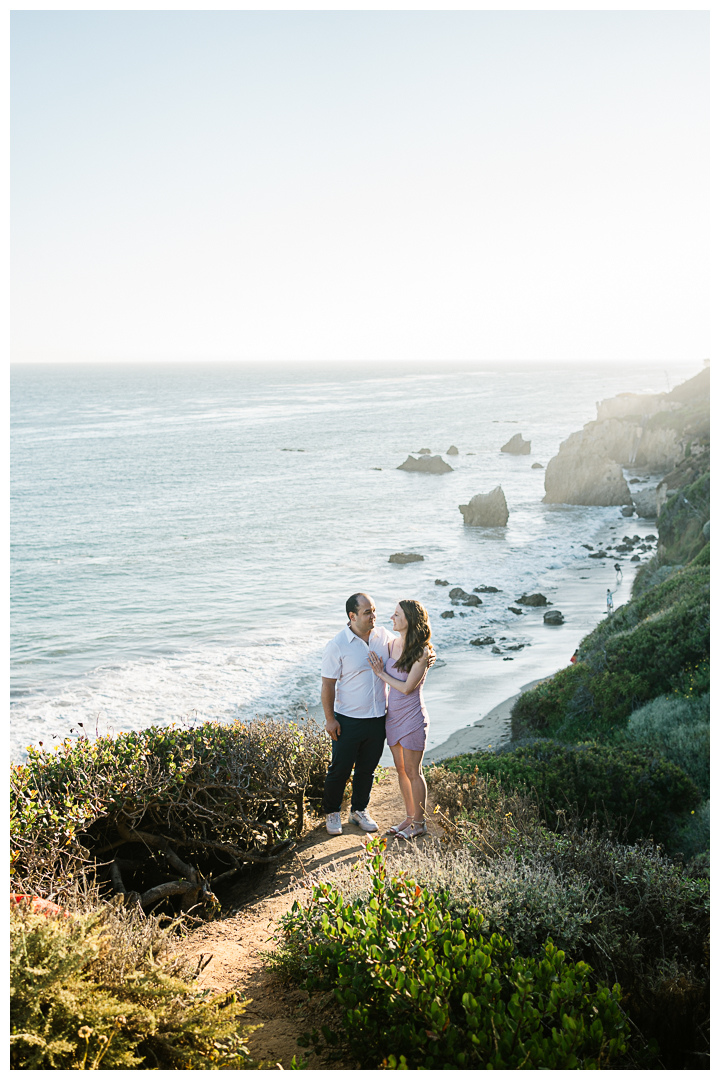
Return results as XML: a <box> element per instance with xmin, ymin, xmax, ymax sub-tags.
<box><xmin>543</xmin><ymin>610</ymin><xmax>565</xmax><ymax>625</ymax></box>
<box><xmin>388</xmin><ymin>552</ymin><xmax>424</xmax><ymax>564</ymax></box>
<box><xmin>459</xmin><ymin>486</ymin><xmax>509</xmax><ymax>527</ymax></box>
<box><xmin>516</xmin><ymin>593</ymin><xmax>548</xmax><ymax>606</ymax></box>
<box><xmin>631</xmin><ymin>488</ymin><xmax>658</xmax><ymax>519</ymax></box>
<box><xmin>501</xmin><ymin>433</ymin><xmax>531</xmax><ymax>455</ymax></box>
<box><xmin>397</xmin><ymin>454</ymin><xmax>453</xmax><ymax>474</ymax></box>
<box><xmin>446</xmin><ymin>445</ymin><xmax>459</xmax><ymax>455</ymax></box>
<box><xmin>543</xmin><ymin>432</ymin><xmax>632</xmax><ymax>506</ymax></box>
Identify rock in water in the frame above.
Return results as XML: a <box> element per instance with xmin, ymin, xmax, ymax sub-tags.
<box><xmin>397</xmin><ymin>454</ymin><xmax>453</xmax><ymax>474</ymax></box>
<box><xmin>632</xmin><ymin>488</ymin><xmax>658</xmax><ymax>519</ymax></box>
<box><xmin>516</xmin><ymin>593</ymin><xmax>548</xmax><ymax>606</ymax></box>
<box><xmin>389</xmin><ymin>552</ymin><xmax>424</xmax><ymax>564</ymax></box>
<box><xmin>620</xmin><ymin>506</ymin><xmax>635</xmax><ymax>517</ymax></box>
<box><xmin>470</xmin><ymin>636</ymin><xmax>495</xmax><ymax>646</ymax></box>
<box><xmin>543</xmin><ymin>610</ymin><xmax>565</xmax><ymax>625</ymax></box>
<box><xmin>501</xmin><ymin>433</ymin><xmax>531</xmax><ymax>454</ymax></box>
<box><xmin>440</xmin><ymin>610</ymin><xmax>455</xmax><ymax>619</ymax></box>
<box><xmin>417</xmin><ymin>447</ymin><xmax>431</xmax><ymax>454</ymax></box>
<box><xmin>435</xmin><ymin>578</ymin><xmax>449</xmax><ymax>586</ymax></box>
<box><xmin>458</xmin><ymin>486</ymin><xmax>509</xmax><ymax>527</ymax></box>
<box><xmin>531</xmin><ymin>462</ymin><xmax>544</xmax><ymax>469</ymax></box>
<box><xmin>446</xmin><ymin>445</ymin><xmax>459</xmax><ymax>455</ymax></box>
<box><xmin>543</xmin><ymin>432</ymin><xmax>632</xmax><ymax>506</ymax></box>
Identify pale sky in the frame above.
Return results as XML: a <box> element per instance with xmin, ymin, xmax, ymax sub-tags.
<box><xmin>10</xmin><ymin>8</ymin><xmax>710</xmax><ymax>363</ymax></box>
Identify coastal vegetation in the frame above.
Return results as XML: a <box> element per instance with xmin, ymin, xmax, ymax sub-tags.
<box><xmin>269</xmin><ymin>462</ymin><xmax>710</xmax><ymax>1069</ymax></box>
<box><xmin>11</xmin><ymin>374</ymin><xmax>709</xmax><ymax>1069</ymax></box>
<box><xmin>11</xmin><ymin>897</ymin><xmax>263</xmax><ymax>1069</ymax></box>
<box><xmin>11</xmin><ymin>719</ymin><xmax>330</xmax><ymax>1070</ymax></box>
<box><xmin>12</xmin><ymin>719</ymin><xmax>329</xmax><ymax>910</ymax></box>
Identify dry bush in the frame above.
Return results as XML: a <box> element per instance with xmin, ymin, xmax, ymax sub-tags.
<box><xmin>12</xmin><ymin>718</ymin><xmax>330</xmax><ymax>915</ymax></box>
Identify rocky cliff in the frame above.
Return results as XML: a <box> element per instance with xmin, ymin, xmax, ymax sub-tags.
<box><xmin>544</xmin><ymin>367</ymin><xmax>709</xmax><ymax>508</ymax></box>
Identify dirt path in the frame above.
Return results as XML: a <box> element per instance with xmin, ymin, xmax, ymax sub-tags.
<box><xmin>177</xmin><ymin>769</ymin><xmax>442</xmax><ymax>1068</ymax></box>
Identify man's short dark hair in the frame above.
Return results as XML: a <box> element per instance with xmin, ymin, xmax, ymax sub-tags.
<box><xmin>346</xmin><ymin>593</ymin><xmax>364</xmax><ymax>618</ymax></box>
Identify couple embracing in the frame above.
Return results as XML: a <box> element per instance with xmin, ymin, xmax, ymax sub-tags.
<box><xmin>321</xmin><ymin>592</ymin><xmax>433</xmax><ymax>841</ymax></box>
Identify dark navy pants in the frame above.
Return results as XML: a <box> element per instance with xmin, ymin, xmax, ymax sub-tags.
<box><xmin>322</xmin><ymin>712</ymin><xmax>387</xmax><ymax>814</ymax></box>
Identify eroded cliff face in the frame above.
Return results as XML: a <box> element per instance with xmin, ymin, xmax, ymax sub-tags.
<box><xmin>543</xmin><ymin>434</ymin><xmax>631</xmax><ymax>506</ymax></box>
<box><xmin>544</xmin><ymin>368</ymin><xmax>709</xmax><ymax>507</ymax></box>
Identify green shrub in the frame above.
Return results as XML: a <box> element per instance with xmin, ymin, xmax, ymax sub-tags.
<box><xmin>275</xmin><ymin>842</ymin><xmax>629</xmax><ymax>1070</ymax></box>
<box><xmin>433</xmin><ymin>739</ymin><xmax>700</xmax><ymax>847</ymax></box>
<box><xmin>10</xmin><ymin>903</ymin><xmax>264</xmax><ymax>1069</ymax></box>
<box><xmin>656</xmin><ymin>471</ymin><xmax>709</xmax><ymax>565</ymax></box>
<box><xmin>673</xmin><ymin>799</ymin><xmax>710</xmax><ymax>864</ymax></box>
<box><xmin>624</xmin><ymin>692</ymin><xmax>709</xmax><ymax>798</ymax></box>
<box><xmin>11</xmin><ymin>719</ymin><xmax>330</xmax><ymax>906</ymax></box>
<box><xmin>512</xmin><ymin>561</ymin><xmax>709</xmax><ymax>739</ymax></box>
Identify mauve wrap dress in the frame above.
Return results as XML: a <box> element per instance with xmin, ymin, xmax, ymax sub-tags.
<box><xmin>384</xmin><ymin>657</ymin><xmax>429</xmax><ymax>751</ymax></box>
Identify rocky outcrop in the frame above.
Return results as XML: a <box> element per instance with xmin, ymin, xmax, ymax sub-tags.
<box><xmin>544</xmin><ymin>368</ymin><xmax>708</xmax><ymax>506</ymax></box>
<box><xmin>398</xmin><ymin>455</ymin><xmax>453</xmax><ymax>474</ymax></box>
<box><xmin>631</xmin><ymin>488</ymin><xmax>657</xmax><ymax>519</ymax></box>
<box><xmin>596</xmin><ymin>391</ymin><xmax>668</xmax><ymax>422</ymax></box>
<box><xmin>543</xmin><ymin>610</ymin><xmax>564</xmax><ymax>625</ymax></box>
<box><xmin>543</xmin><ymin>438</ymin><xmax>631</xmax><ymax>506</ymax></box>
<box><xmin>440</xmin><ymin>610</ymin><xmax>454</xmax><ymax>619</ymax></box>
<box><xmin>449</xmin><ymin>587</ymin><xmax>482</xmax><ymax>607</ymax></box>
<box><xmin>388</xmin><ymin>552</ymin><xmax>424</xmax><ymax>563</ymax></box>
<box><xmin>470</xmin><ymin>636</ymin><xmax>495</xmax><ymax>646</ymax></box>
<box><xmin>516</xmin><ymin>593</ymin><xmax>548</xmax><ymax>606</ymax></box>
<box><xmin>459</xmin><ymin>486</ymin><xmax>509</xmax><ymax>526</ymax></box>
<box><xmin>501</xmin><ymin>433</ymin><xmax>531</xmax><ymax>454</ymax></box>
<box><xmin>531</xmin><ymin>462</ymin><xmax>544</xmax><ymax>469</ymax></box>
<box><xmin>435</xmin><ymin>579</ymin><xmax>449</xmax><ymax>586</ymax></box>
<box><xmin>446</xmin><ymin>445</ymin><xmax>459</xmax><ymax>455</ymax></box>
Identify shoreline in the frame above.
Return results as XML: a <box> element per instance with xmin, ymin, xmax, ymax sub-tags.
<box><xmin>380</xmin><ymin>511</ymin><xmax>659</xmax><ymax>767</ymax></box>
<box><xmin>425</xmin><ymin>677</ymin><xmax>546</xmax><ymax>763</ymax></box>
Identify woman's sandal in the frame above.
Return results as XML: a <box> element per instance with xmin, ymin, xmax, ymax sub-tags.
<box><xmin>396</xmin><ymin>819</ymin><xmax>428</xmax><ymax>840</ymax></box>
<box><xmin>386</xmin><ymin>818</ymin><xmax>412</xmax><ymax>836</ymax></box>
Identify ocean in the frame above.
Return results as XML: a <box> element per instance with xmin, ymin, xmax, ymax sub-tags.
<box><xmin>10</xmin><ymin>359</ymin><xmax>697</xmax><ymax>763</ymax></box>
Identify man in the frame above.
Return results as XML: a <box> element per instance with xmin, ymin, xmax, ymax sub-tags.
<box><xmin>320</xmin><ymin>592</ymin><xmax>394</xmax><ymax>835</ymax></box>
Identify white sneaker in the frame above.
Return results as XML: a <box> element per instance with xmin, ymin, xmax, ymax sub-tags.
<box><xmin>349</xmin><ymin>808</ymin><xmax>378</xmax><ymax>832</ymax></box>
<box><xmin>326</xmin><ymin>812</ymin><xmax>342</xmax><ymax>835</ymax></box>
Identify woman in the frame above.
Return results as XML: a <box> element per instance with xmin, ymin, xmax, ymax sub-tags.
<box><xmin>368</xmin><ymin>599</ymin><xmax>433</xmax><ymax>840</ymax></box>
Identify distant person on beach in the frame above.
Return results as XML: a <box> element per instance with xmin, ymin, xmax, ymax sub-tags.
<box><xmin>320</xmin><ymin>593</ymin><xmax>394</xmax><ymax>836</ymax></box>
<box><xmin>606</xmin><ymin>588</ymin><xmax>614</xmax><ymax>614</ymax></box>
<box><xmin>369</xmin><ymin>600</ymin><xmax>433</xmax><ymax>840</ymax></box>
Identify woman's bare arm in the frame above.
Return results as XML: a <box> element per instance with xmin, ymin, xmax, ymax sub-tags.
<box><xmin>367</xmin><ymin>650</ymin><xmax>429</xmax><ymax>694</ymax></box>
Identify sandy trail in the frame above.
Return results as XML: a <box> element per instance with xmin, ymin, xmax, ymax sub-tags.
<box><xmin>177</xmin><ymin>769</ymin><xmax>441</xmax><ymax>1069</ymax></box>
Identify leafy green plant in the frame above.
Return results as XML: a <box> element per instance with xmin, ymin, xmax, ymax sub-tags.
<box><xmin>275</xmin><ymin>842</ymin><xmax>629</xmax><ymax>1069</ymax></box>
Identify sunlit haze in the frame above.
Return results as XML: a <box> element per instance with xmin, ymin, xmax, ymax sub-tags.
<box><xmin>11</xmin><ymin>9</ymin><xmax>709</xmax><ymax>363</ymax></box>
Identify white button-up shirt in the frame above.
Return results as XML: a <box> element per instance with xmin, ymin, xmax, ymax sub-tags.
<box><xmin>321</xmin><ymin>624</ymin><xmax>396</xmax><ymax>718</ymax></box>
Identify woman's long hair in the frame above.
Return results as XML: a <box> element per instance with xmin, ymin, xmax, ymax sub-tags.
<box><xmin>395</xmin><ymin>599</ymin><xmax>432</xmax><ymax>673</ymax></box>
